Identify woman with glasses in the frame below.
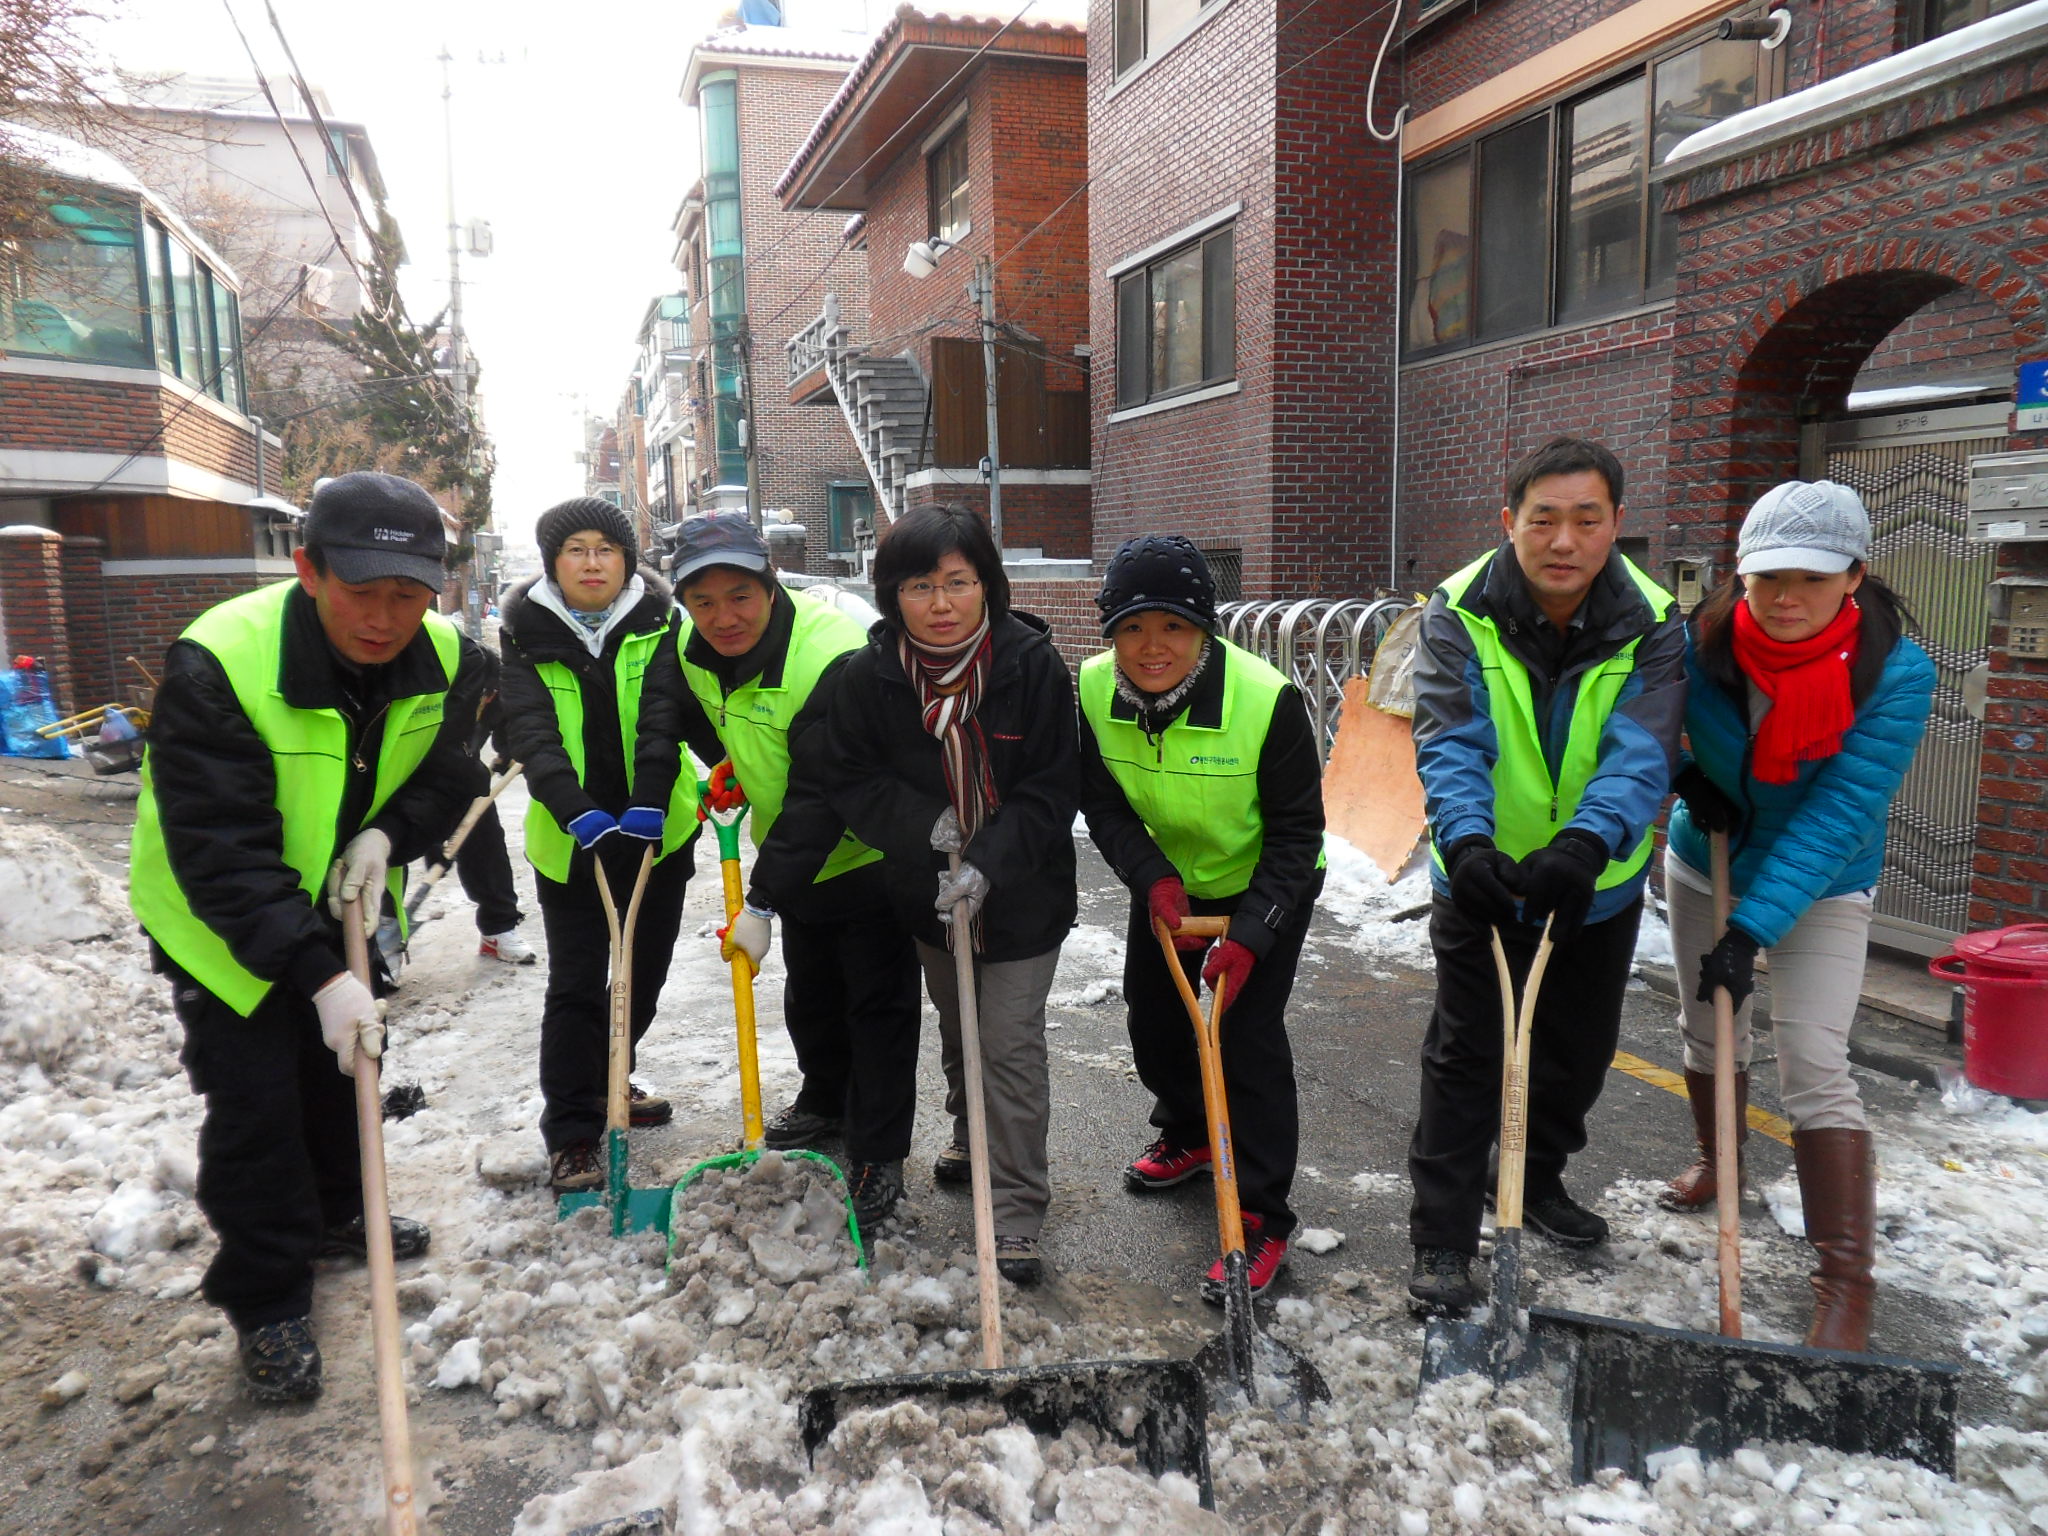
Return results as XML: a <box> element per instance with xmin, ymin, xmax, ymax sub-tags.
<box><xmin>498</xmin><ymin>499</ymin><xmax>700</xmax><ymax>1195</ymax></box>
<box><xmin>761</xmin><ymin>504</ymin><xmax>1078</xmax><ymax>1285</ymax></box>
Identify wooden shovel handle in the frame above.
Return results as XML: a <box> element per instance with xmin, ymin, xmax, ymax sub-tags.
<box><xmin>345</xmin><ymin>901</ymin><xmax>417</xmax><ymax>1536</ymax></box>
<box><xmin>1709</xmin><ymin>831</ymin><xmax>1744</xmax><ymax>1339</ymax></box>
<box><xmin>1155</xmin><ymin>919</ymin><xmax>1244</xmax><ymax>1261</ymax></box>
<box><xmin>1172</xmin><ymin>915</ymin><xmax>1231</xmax><ymax>939</ymax></box>
<box><xmin>953</xmin><ymin>852</ymin><xmax>1004</xmax><ymax>1369</ymax></box>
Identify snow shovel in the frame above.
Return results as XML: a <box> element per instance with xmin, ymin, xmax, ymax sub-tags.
<box><xmin>1422</xmin><ymin>917</ymin><xmax>1557</xmax><ymax>1387</ymax></box>
<box><xmin>1155</xmin><ymin>915</ymin><xmax>1328</xmax><ymax>1414</ymax></box>
<box><xmin>402</xmin><ymin>758</ymin><xmax>524</xmax><ymax>923</ymax></box>
<box><xmin>557</xmin><ymin>844</ymin><xmax>674</xmax><ymax>1236</ymax></box>
<box><xmin>1517</xmin><ymin>851</ymin><xmax>1961</xmax><ymax>1479</ymax></box>
<box><xmin>798</xmin><ymin>857</ymin><xmax>1213</xmax><ymax>1505</ymax></box>
<box><xmin>344</xmin><ymin>898</ymin><xmax>419</xmax><ymax>1536</ymax></box>
<box><xmin>670</xmin><ymin>786</ymin><xmax>862</xmax><ymax>1262</ymax></box>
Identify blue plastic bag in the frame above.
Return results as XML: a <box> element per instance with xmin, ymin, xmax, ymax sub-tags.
<box><xmin>1</xmin><ymin>658</ymin><xmax>72</xmax><ymax>758</ymax></box>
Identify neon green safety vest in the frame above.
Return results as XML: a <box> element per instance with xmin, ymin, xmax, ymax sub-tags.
<box><xmin>1430</xmin><ymin>552</ymin><xmax>1674</xmax><ymax>888</ymax></box>
<box><xmin>676</xmin><ymin>591</ymin><xmax>881</xmax><ymax>885</ymax></box>
<box><xmin>129</xmin><ymin>579</ymin><xmax>459</xmax><ymax>1016</ymax></box>
<box><xmin>1079</xmin><ymin>639</ymin><xmax>1325</xmax><ymax>899</ymax></box>
<box><xmin>523</xmin><ymin>622</ymin><xmax>699</xmax><ymax>883</ymax></box>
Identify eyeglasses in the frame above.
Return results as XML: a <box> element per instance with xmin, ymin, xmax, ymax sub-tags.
<box><xmin>898</xmin><ymin>576</ymin><xmax>981</xmax><ymax>604</ymax></box>
<box><xmin>561</xmin><ymin>542</ymin><xmax>622</xmax><ymax>563</ymax></box>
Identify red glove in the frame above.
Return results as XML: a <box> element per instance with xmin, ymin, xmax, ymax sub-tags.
<box><xmin>1148</xmin><ymin>877</ymin><xmax>1207</xmax><ymax>952</ymax></box>
<box><xmin>706</xmin><ymin>760</ymin><xmax>746</xmax><ymax>813</ymax></box>
<box><xmin>1202</xmin><ymin>940</ymin><xmax>1255</xmax><ymax>1012</ymax></box>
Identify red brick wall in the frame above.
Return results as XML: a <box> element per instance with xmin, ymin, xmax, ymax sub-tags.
<box><xmin>108</xmin><ymin>569</ymin><xmax>289</xmax><ymax>690</ymax></box>
<box><xmin>715</xmin><ymin>59</ymin><xmax>874</xmax><ymax>569</ymax></box>
<box><xmin>0</xmin><ymin>369</ymin><xmax>281</xmax><ymax>489</ymax></box>
<box><xmin>1398</xmin><ymin>309</ymin><xmax>1674</xmax><ymax>587</ymax></box>
<box><xmin>903</xmin><ymin>478</ymin><xmax>1091</xmax><ymax>559</ymax></box>
<box><xmin>1855</xmin><ymin>284</ymin><xmax>2016</xmax><ymax>390</ymax></box>
<box><xmin>1007</xmin><ymin>574</ymin><xmax>1101</xmax><ymax>674</ymax></box>
<box><xmin>0</xmin><ymin>529</ymin><xmax>72</xmax><ymax>714</ymax></box>
<box><xmin>1979</xmin><ymin>543</ymin><xmax>2048</xmax><ymax>929</ymax></box>
<box><xmin>59</xmin><ymin>536</ymin><xmax>111</xmax><ymax>709</ymax></box>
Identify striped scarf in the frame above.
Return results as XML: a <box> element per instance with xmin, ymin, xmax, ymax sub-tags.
<box><xmin>899</xmin><ymin>616</ymin><xmax>998</xmax><ymax>947</ymax></box>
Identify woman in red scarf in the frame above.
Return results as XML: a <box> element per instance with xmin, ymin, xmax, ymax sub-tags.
<box><xmin>760</xmin><ymin>505</ymin><xmax>1079</xmax><ymax>1286</ymax></box>
<box><xmin>1662</xmin><ymin>480</ymin><xmax>1934</xmax><ymax>1352</ymax></box>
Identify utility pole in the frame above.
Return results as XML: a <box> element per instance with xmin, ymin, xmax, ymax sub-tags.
<box><xmin>438</xmin><ymin>45</ymin><xmax>487</xmax><ymax>639</ymax></box>
<box><xmin>738</xmin><ymin>316</ymin><xmax>763</xmax><ymax>528</ymax></box>
<box><xmin>973</xmin><ymin>256</ymin><xmax>1002</xmax><ymax>549</ymax></box>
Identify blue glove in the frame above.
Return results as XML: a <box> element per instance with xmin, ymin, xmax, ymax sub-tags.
<box><xmin>619</xmin><ymin>806</ymin><xmax>665</xmax><ymax>842</ymax></box>
<box><xmin>567</xmin><ymin>809</ymin><xmax>619</xmax><ymax>850</ymax></box>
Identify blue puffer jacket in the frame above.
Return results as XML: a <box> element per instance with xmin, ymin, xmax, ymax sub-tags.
<box><xmin>1668</xmin><ymin>626</ymin><xmax>1935</xmax><ymax>949</ymax></box>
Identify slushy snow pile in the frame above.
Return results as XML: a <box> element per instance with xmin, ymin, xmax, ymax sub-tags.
<box><xmin>6</xmin><ymin>811</ymin><xmax>2048</xmax><ymax>1533</ymax></box>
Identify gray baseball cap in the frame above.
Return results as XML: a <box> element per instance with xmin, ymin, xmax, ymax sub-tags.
<box><xmin>672</xmin><ymin>513</ymin><xmax>773</xmax><ymax>586</ymax></box>
<box><xmin>1736</xmin><ymin>480</ymin><xmax>1871</xmax><ymax>577</ymax></box>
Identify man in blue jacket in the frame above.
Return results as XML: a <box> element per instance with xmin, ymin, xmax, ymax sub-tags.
<box><xmin>1406</xmin><ymin>435</ymin><xmax>1686</xmax><ymax>1316</ymax></box>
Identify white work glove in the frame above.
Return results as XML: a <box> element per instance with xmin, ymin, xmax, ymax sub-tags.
<box><xmin>720</xmin><ymin>902</ymin><xmax>774</xmax><ymax>978</ymax></box>
<box><xmin>930</xmin><ymin>806</ymin><xmax>964</xmax><ymax>853</ymax></box>
<box><xmin>934</xmin><ymin>861</ymin><xmax>989</xmax><ymax>926</ymax></box>
<box><xmin>312</xmin><ymin>971</ymin><xmax>386</xmax><ymax>1077</ymax></box>
<box><xmin>325</xmin><ymin>828</ymin><xmax>393</xmax><ymax>931</ymax></box>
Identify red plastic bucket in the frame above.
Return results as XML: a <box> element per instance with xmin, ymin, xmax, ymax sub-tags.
<box><xmin>1929</xmin><ymin>924</ymin><xmax>2048</xmax><ymax>1100</ymax></box>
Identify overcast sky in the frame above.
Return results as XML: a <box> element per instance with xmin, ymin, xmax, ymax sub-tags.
<box><xmin>94</xmin><ymin>0</ymin><xmax>880</xmax><ymax>545</ymax></box>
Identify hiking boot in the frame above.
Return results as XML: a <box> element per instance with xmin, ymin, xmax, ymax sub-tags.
<box><xmin>1524</xmin><ymin>1191</ymin><xmax>1609</xmax><ymax>1249</ymax></box>
<box><xmin>238</xmin><ymin>1316</ymin><xmax>322</xmax><ymax>1403</ymax></box>
<box><xmin>1201</xmin><ymin>1213</ymin><xmax>1287</xmax><ymax>1304</ymax></box>
<box><xmin>763</xmin><ymin>1103</ymin><xmax>841</xmax><ymax>1150</ymax></box>
<box><xmin>628</xmin><ymin>1084</ymin><xmax>673</xmax><ymax>1128</ymax></box>
<box><xmin>479</xmin><ymin>929</ymin><xmax>538</xmax><ymax>964</ymax></box>
<box><xmin>318</xmin><ymin>1214</ymin><xmax>431</xmax><ymax>1262</ymax></box>
<box><xmin>549</xmin><ymin>1140</ymin><xmax>603</xmax><ymax>1194</ymax></box>
<box><xmin>847</xmin><ymin>1160</ymin><xmax>905</xmax><ymax>1230</ymax></box>
<box><xmin>995</xmin><ymin>1235</ymin><xmax>1042</xmax><ymax>1286</ymax></box>
<box><xmin>1123</xmin><ymin>1136</ymin><xmax>1212</xmax><ymax>1191</ymax></box>
<box><xmin>1408</xmin><ymin>1246</ymin><xmax>1482</xmax><ymax>1317</ymax></box>
<box><xmin>932</xmin><ymin>1138</ymin><xmax>972</xmax><ymax>1186</ymax></box>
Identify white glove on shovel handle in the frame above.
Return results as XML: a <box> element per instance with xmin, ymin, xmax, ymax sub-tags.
<box><xmin>313</xmin><ymin>972</ymin><xmax>386</xmax><ymax>1077</ymax></box>
<box><xmin>326</xmin><ymin>828</ymin><xmax>393</xmax><ymax>931</ymax></box>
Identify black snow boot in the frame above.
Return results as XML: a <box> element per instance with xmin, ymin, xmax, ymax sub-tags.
<box><xmin>239</xmin><ymin>1316</ymin><xmax>322</xmax><ymax>1403</ymax></box>
<box><xmin>1407</xmin><ymin>1246</ymin><xmax>1483</xmax><ymax>1317</ymax></box>
<box><xmin>848</xmin><ymin>1160</ymin><xmax>905</xmax><ymax>1230</ymax></box>
<box><xmin>319</xmin><ymin>1214</ymin><xmax>432</xmax><ymax>1262</ymax></box>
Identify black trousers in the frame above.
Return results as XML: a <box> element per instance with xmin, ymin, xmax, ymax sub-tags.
<box><xmin>778</xmin><ymin>862</ymin><xmax>921</xmax><ymax>1162</ymax></box>
<box><xmin>535</xmin><ymin>845</ymin><xmax>692</xmax><ymax>1152</ymax></box>
<box><xmin>166</xmin><ymin>960</ymin><xmax>362</xmax><ymax>1331</ymax></box>
<box><xmin>1408</xmin><ymin>894</ymin><xmax>1642</xmax><ymax>1254</ymax></box>
<box><xmin>1121</xmin><ymin>890</ymin><xmax>1310</xmax><ymax>1240</ymax></box>
<box><xmin>454</xmin><ymin>802</ymin><xmax>522</xmax><ymax>935</ymax></box>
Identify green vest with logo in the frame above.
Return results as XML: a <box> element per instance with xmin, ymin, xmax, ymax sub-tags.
<box><xmin>523</xmin><ymin>622</ymin><xmax>698</xmax><ymax>884</ymax></box>
<box><xmin>129</xmin><ymin>579</ymin><xmax>459</xmax><ymax>1016</ymax></box>
<box><xmin>677</xmin><ymin>592</ymin><xmax>880</xmax><ymax>884</ymax></box>
<box><xmin>1431</xmin><ymin>552</ymin><xmax>1674</xmax><ymax>887</ymax></box>
<box><xmin>1078</xmin><ymin>639</ymin><xmax>1325</xmax><ymax>899</ymax></box>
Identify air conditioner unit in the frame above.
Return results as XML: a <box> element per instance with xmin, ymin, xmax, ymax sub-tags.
<box><xmin>465</xmin><ymin>219</ymin><xmax>494</xmax><ymax>257</ymax></box>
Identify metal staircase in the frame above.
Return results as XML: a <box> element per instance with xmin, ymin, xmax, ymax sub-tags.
<box><xmin>787</xmin><ymin>297</ymin><xmax>928</xmax><ymax>528</ymax></box>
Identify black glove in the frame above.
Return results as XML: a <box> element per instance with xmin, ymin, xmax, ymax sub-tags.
<box><xmin>1513</xmin><ymin>828</ymin><xmax>1608</xmax><ymax>941</ymax></box>
<box><xmin>1446</xmin><ymin>835</ymin><xmax>1521</xmax><ymax>926</ymax></box>
<box><xmin>1674</xmin><ymin>763</ymin><xmax>1742</xmax><ymax>836</ymax></box>
<box><xmin>1697</xmin><ymin>927</ymin><xmax>1760</xmax><ymax>1007</ymax></box>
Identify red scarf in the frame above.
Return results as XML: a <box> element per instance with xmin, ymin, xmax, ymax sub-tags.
<box><xmin>898</xmin><ymin>618</ymin><xmax>998</xmax><ymax>949</ymax></box>
<box><xmin>1731</xmin><ymin>597</ymin><xmax>1861</xmax><ymax>784</ymax></box>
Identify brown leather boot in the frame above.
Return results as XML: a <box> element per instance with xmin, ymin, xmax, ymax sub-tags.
<box><xmin>1793</xmin><ymin>1127</ymin><xmax>1875</xmax><ymax>1352</ymax></box>
<box><xmin>1658</xmin><ymin>1068</ymin><xmax>1746</xmax><ymax>1211</ymax></box>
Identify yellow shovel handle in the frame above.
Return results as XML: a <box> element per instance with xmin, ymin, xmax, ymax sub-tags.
<box><xmin>722</xmin><ymin>856</ymin><xmax>764</xmax><ymax>1149</ymax></box>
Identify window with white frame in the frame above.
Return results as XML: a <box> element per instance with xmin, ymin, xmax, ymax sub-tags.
<box><xmin>927</xmin><ymin>124</ymin><xmax>970</xmax><ymax>244</ymax></box>
<box><xmin>1115</xmin><ymin>222</ymin><xmax>1235</xmax><ymax>410</ymax></box>
<box><xmin>1114</xmin><ymin>0</ymin><xmax>1222</xmax><ymax>76</ymax></box>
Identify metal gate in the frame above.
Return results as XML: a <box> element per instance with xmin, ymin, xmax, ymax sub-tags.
<box><xmin>1804</xmin><ymin>402</ymin><xmax>2003</xmax><ymax>953</ymax></box>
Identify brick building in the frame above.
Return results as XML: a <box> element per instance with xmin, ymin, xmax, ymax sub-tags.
<box><xmin>674</xmin><ymin>21</ymin><xmax>874</xmax><ymax>573</ymax></box>
<box><xmin>1086</xmin><ymin>0</ymin><xmax>1401</xmax><ymax>601</ymax></box>
<box><xmin>776</xmin><ymin>1</ymin><xmax>1093</xmax><ymax>570</ymax></box>
<box><xmin>0</xmin><ymin>127</ymin><xmax>286</xmax><ymax>718</ymax></box>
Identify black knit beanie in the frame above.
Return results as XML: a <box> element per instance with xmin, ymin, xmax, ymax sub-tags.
<box><xmin>1095</xmin><ymin>533</ymin><xmax>1219</xmax><ymax>636</ymax></box>
<box><xmin>536</xmin><ymin>498</ymin><xmax>638</xmax><ymax>575</ymax></box>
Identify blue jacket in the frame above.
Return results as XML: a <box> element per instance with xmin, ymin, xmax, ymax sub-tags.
<box><xmin>1668</xmin><ymin>627</ymin><xmax>1934</xmax><ymax>948</ymax></box>
<box><xmin>1413</xmin><ymin>544</ymin><xmax>1687</xmax><ymax>927</ymax></box>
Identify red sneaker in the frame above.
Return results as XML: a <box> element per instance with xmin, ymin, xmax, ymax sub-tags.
<box><xmin>1123</xmin><ymin>1137</ymin><xmax>1212</xmax><ymax>1191</ymax></box>
<box><xmin>1202</xmin><ymin>1213</ymin><xmax>1288</xmax><ymax>1303</ymax></box>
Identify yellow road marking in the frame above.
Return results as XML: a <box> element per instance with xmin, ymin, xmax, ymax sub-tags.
<box><xmin>1611</xmin><ymin>1050</ymin><xmax>1794</xmax><ymax>1148</ymax></box>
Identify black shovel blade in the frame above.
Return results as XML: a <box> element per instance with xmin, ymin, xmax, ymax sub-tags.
<box><xmin>1419</xmin><ymin>1310</ymin><xmax>1553</xmax><ymax>1386</ymax></box>
<box><xmin>800</xmin><ymin>1359</ymin><xmax>1212</xmax><ymax>1507</ymax></box>
<box><xmin>1527</xmin><ymin>1304</ymin><xmax>1961</xmax><ymax>1480</ymax></box>
<box><xmin>1193</xmin><ymin>1325</ymin><xmax>1329</xmax><ymax>1417</ymax></box>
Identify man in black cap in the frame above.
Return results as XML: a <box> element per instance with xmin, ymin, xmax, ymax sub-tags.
<box><xmin>131</xmin><ymin>471</ymin><xmax>489</xmax><ymax>1403</ymax></box>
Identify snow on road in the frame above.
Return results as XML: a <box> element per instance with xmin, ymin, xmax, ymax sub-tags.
<box><xmin>3</xmin><ymin>806</ymin><xmax>2045</xmax><ymax>1533</ymax></box>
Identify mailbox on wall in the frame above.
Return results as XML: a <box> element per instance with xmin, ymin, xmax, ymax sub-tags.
<box><xmin>1968</xmin><ymin>450</ymin><xmax>2048</xmax><ymax>541</ymax></box>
